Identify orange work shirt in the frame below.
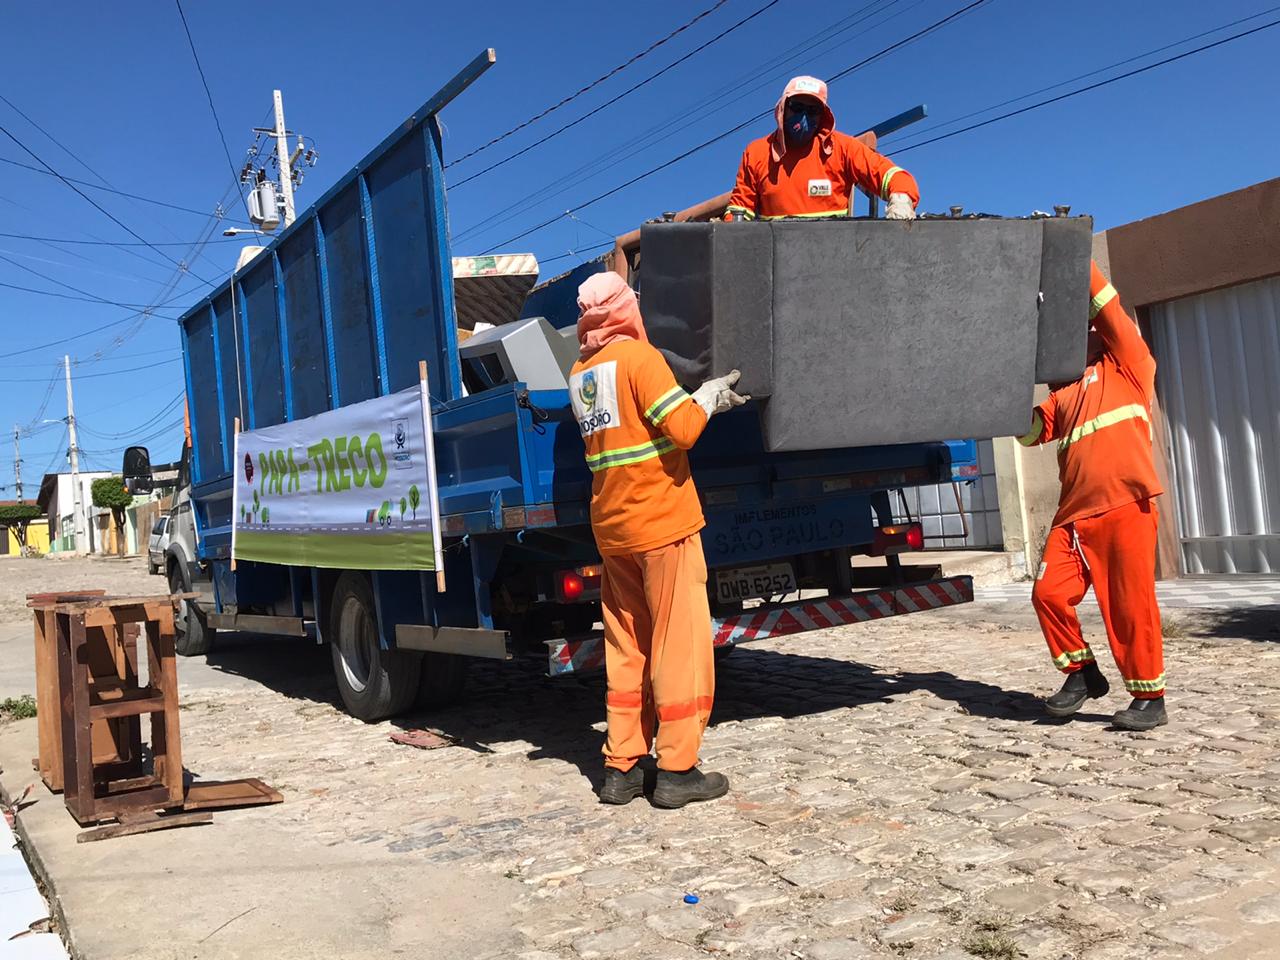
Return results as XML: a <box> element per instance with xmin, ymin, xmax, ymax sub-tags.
<box><xmin>569</xmin><ymin>339</ymin><xmax>709</xmax><ymax>556</ymax></box>
<box><xmin>726</xmin><ymin>130</ymin><xmax>919</xmax><ymax>220</ymax></box>
<box><xmin>1021</xmin><ymin>263</ymin><xmax>1163</xmax><ymax>528</ymax></box>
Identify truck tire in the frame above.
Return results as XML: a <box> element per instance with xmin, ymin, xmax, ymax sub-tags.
<box><xmin>416</xmin><ymin>652</ymin><xmax>469</xmax><ymax>710</ymax></box>
<box><xmin>330</xmin><ymin>572</ymin><xmax>420</xmax><ymax>722</ymax></box>
<box><xmin>168</xmin><ymin>563</ymin><xmax>213</xmax><ymax>657</ymax></box>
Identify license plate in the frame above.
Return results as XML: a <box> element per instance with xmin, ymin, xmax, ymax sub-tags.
<box><xmin>715</xmin><ymin>563</ymin><xmax>796</xmax><ymax>604</ymax></box>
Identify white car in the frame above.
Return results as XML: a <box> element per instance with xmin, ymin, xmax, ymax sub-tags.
<box><xmin>147</xmin><ymin>515</ymin><xmax>170</xmax><ymax>575</ymax></box>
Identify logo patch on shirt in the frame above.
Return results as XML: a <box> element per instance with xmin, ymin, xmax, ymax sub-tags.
<box><xmin>570</xmin><ymin>362</ymin><xmax>620</xmax><ymax>436</ymax></box>
<box><xmin>808</xmin><ymin>178</ymin><xmax>832</xmax><ymax>197</ymax></box>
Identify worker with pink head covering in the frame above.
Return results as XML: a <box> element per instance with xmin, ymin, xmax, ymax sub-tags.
<box><xmin>569</xmin><ymin>271</ymin><xmax>746</xmax><ymax>808</ymax></box>
<box><xmin>726</xmin><ymin>75</ymin><xmax>920</xmax><ymax>222</ymax></box>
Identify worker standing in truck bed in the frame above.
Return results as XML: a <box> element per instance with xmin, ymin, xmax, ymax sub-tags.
<box><xmin>569</xmin><ymin>272</ymin><xmax>746</xmax><ymax>808</ymax></box>
<box><xmin>1020</xmin><ymin>262</ymin><xmax>1167</xmax><ymax>731</ymax></box>
<box><xmin>724</xmin><ymin>75</ymin><xmax>920</xmax><ymax>222</ymax></box>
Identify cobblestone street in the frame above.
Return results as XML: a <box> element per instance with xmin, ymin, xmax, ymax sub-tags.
<box><xmin>2</xmin><ymin>557</ymin><xmax>1279</xmax><ymax>958</ymax></box>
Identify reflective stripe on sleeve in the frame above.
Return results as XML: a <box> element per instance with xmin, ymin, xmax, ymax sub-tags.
<box><xmin>880</xmin><ymin>165</ymin><xmax>905</xmax><ymax>200</ymax></box>
<box><xmin>644</xmin><ymin>386</ymin><xmax>690</xmax><ymax>426</ymax></box>
<box><xmin>1058</xmin><ymin>403</ymin><xmax>1149</xmax><ymax>453</ymax></box>
<box><xmin>1018</xmin><ymin>412</ymin><xmax>1044</xmax><ymax>447</ymax></box>
<box><xmin>1089</xmin><ymin>283</ymin><xmax>1118</xmax><ymax>320</ymax></box>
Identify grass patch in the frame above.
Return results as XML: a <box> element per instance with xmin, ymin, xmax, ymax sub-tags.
<box><xmin>0</xmin><ymin>695</ymin><xmax>36</xmax><ymax>721</ymax></box>
<box><xmin>1162</xmin><ymin>617</ymin><xmax>1190</xmax><ymax>639</ymax></box>
<box><xmin>963</xmin><ymin>931</ymin><xmax>1019</xmax><ymax>960</ymax></box>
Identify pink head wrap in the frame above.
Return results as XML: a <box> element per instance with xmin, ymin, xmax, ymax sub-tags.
<box><xmin>576</xmin><ymin>271</ymin><xmax>647</xmax><ymax>358</ymax></box>
<box><xmin>772</xmin><ymin>75</ymin><xmax>836</xmax><ymax>162</ymax></box>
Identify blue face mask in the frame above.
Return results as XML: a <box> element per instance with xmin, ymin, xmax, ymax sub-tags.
<box><xmin>785</xmin><ymin>106</ymin><xmax>819</xmax><ymax>147</ymax></box>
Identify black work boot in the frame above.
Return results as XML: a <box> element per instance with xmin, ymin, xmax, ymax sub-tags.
<box><xmin>1113</xmin><ymin>696</ymin><xmax>1168</xmax><ymax>731</ymax></box>
<box><xmin>599</xmin><ymin>766</ymin><xmax>645</xmax><ymax>805</ymax></box>
<box><xmin>1044</xmin><ymin>661</ymin><xmax>1110</xmax><ymax>717</ymax></box>
<box><xmin>652</xmin><ymin>767</ymin><xmax>729</xmax><ymax>809</ymax></box>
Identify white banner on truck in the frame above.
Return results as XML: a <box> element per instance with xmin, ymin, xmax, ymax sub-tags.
<box><xmin>232</xmin><ymin>384</ymin><xmax>443</xmax><ymax>572</ymax></box>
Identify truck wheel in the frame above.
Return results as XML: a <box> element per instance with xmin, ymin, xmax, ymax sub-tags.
<box><xmin>416</xmin><ymin>652</ymin><xmax>468</xmax><ymax>710</ymax></box>
<box><xmin>168</xmin><ymin>563</ymin><xmax>213</xmax><ymax>657</ymax></box>
<box><xmin>330</xmin><ymin>572</ymin><xmax>420</xmax><ymax>722</ymax></box>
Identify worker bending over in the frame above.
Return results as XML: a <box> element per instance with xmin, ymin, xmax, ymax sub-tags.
<box><xmin>570</xmin><ymin>272</ymin><xmax>746</xmax><ymax>808</ymax></box>
<box><xmin>725</xmin><ymin>76</ymin><xmax>920</xmax><ymax>222</ymax></box>
<box><xmin>1021</xmin><ymin>262</ymin><xmax>1167</xmax><ymax>731</ymax></box>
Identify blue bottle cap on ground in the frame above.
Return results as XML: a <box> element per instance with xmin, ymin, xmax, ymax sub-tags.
<box><xmin>683</xmin><ymin>894</ymin><xmax>699</xmax><ymax>905</ymax></box>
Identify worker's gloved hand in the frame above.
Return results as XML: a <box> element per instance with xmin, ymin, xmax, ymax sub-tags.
<box><xmin>692</xmin><ymin>370</ymin><xmax>749</xmax><ymax>417</ymax></box>
<box><xmin>884</xmin><ymin>193</ymin><xmax>916</xmax><ymax>221</ymax></box>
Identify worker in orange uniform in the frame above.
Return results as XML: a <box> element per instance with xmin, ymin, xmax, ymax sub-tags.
<box><xmin>570</xmin><ymin>271</ymin><xmax>747</xmax><ymax>808</ymax></box>
<box><xmin>725</xmin><ymin>75</ymin><xmax>920</xmax><ymax>222</ymax></box>
<box><xmin>1020</xmin><ymin>262</ymin><xmax>1167</xmax><ymax>730</ymax></box>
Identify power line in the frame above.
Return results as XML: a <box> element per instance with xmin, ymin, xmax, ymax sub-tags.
<box><xmin>174</xmin><ymin>0</ymin><xmax>244</xmax><ymax>196</ymax></box>
<box><xmin>888</xmin><ymin>6</ymin><xmax>1280</xmax><ymax>147</ymax></box>
<box><xmin>481</xmin><ymin>0</ymin><xmax>991</xmax><ymax>252</ymax></box>
<box><xmin>77</xmin><ymin>391</ymin><xmax>185</xmax><ymax>442</ymax></box>
<box><xmin>450</xmin><ymin>0</ymin><xmax>923</xmax><ymax>247</ymax></box>
<box><xmin>0</xmin><ymin>123</ymin><xmax>217</xmax><ymax>286</ymax></box>
<box><xmin>0</xmin><ymin>231</ymin><xmax>242</xmax><ymax>247</ymax></box>
<box><xmin>0</xmin><ymin>316</ymin><xmax>147</xmax><ymax>361</ymax></box>
<box><xmin>891</xmin><ymin>14</ymin><xmax>1280</xmax><ymax>157</ymax></box>
<box><xmin>448</xmin><ymin>0</ymin><xmax>731</xmax><ymax>168</ymax></box>
<box><xmin>0</xmin><ymin>278</ymin><xmax>180</xmax><ymax>309</ymax></box>
<box><xmin>0</xmin><ymin>358</ymin><xmax>182</xmax><ymax>383</ymax></box>
<box><xmin>0</xmin><ymin>156</ymin><xmax>252</xmax><ymax>223</ymax></box>
<box><xmin>0</xmin><ymin>253</ymin><xmax>185</xmax><ymax>311</ymax></box>
<box><xmin>450</xmin><ymin>0</ymin><xmax>783</xmax><ymax>189</ymax></box>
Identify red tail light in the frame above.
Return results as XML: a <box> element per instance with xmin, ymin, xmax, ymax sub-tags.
<box><xmin>559</xmin><ymin>572</ymin><xmax>584</xmax><ymax>601</ymax></box>
<box><xmin>555</xmin><ymin>565</ymin><xmax>602</xmax><ymax>602</ymax></box>
<box><xmin>906</xmin><ymin>525</ymin><xmax>924</xmax><ymax>551</ymax></box>
<box><xmin>871</xmin><ymin>523</ymin><xmax>925</xmax><ymax>556</ymax></box>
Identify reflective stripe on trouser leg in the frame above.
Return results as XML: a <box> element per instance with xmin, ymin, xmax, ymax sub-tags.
<box><xmin>641</xmin><ymin>534</ymin><xmax>715</xmax><ymax>772</ymax></box>
<box><xmin>1052</xmin><ymin>646</ymin><xmax>1096</xmax><ymax>669</ymax></box>
<box><xmin>601</xmin><ymin>552</ymin><xmax>657</xmax><ymax>771</ymax></box>
<box><xmin>1077</xmin><ymin>499</ymin><xmax>1165</xmax><ymax>698</ymax></box>
<box><xmin>1032</xmin><ymin>523</ymin><xmax>1094</xmax><ymax>673</ymax></box>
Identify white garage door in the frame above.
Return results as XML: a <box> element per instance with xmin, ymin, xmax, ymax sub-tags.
<box><xmin>1151</xmin><ymin>275</ymin><xmax>1280</xmax><ymax>574</ymax></box>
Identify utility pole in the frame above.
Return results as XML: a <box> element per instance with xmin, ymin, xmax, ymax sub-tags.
<box><xmin>273</xmin><ymin>89</ymin><xmax>296</xmax><ymax>228</ymax></box>
<box><xmin>64</xmin><ymin>355</ymin><xmax>85</xmax><ymax>554</ymax></box>
<box><xmin>12</xmin><ymin>425</ymin><xmax>20</xmax><ymax>503</ymax></box>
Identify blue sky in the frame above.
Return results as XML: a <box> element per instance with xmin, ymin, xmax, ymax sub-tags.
<box><xmin>2</xmin><ymin>0</ymin><xmax>1277</xmax><ymax>493</ymax></box>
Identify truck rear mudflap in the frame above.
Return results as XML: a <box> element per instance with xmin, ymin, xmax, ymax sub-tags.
<box><xmin>545</xmin><ymin>575</ymin><xmax>973</xmax><ymax>677</ymax></box>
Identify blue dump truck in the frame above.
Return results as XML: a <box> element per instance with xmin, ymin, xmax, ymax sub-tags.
<box><xmin>124</xmin><ymin>51</ymin><xmax>975</xmax><ymax>722</ymax></box>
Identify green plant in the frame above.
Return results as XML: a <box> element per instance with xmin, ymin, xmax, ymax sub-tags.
<box><xmin>399</xmin><ymin>497</ymin><xmax>407</xmax><ymax>521</ymax></box>
<box><xmin>0</xmin><ymin>503</ymin><xmax>41</xmax><ymax>551</ymax></box>
<box><xmin>0</xmin><ymin>695</ymin><xmax>37</xmax><ymax>721</ymax></box>
<box><xmin>408</xmin><ymin>484</ymin><xmax>420</xmax><ymax>520</ymax></box>
<box><xmin>91</xmin><ymin>477</ymin><xmax>133</xmax><ymax>556</ymax></box>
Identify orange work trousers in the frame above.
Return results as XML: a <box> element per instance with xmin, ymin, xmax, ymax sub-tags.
<box><xmin>601</xmin><ymin>534</ymin><xmax>715</xmax><ymax>772</ymax></box>
<box><xmin>1031</xmin><ymin>498</ymin><xmax>1165</xmax><ymax>698</ymax></box>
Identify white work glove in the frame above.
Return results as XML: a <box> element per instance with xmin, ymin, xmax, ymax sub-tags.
<box><xmin>692</xmin><ymin>369</ymin><xmax>749</xmax><ymax>418</ymax></box>
<box><xmin>884</xmin><ymin>192</ymin><xmax>916</xmax><ymax>221</ymax></box>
